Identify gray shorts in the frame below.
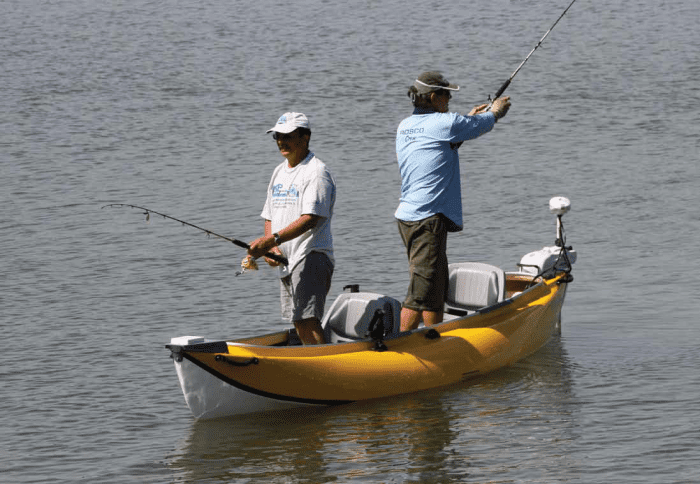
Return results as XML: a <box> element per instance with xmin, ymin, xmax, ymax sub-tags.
<box><xmin>280</xmin><ymin>252</ymin><xmax>334</xmax><ymax>322</ymax></box>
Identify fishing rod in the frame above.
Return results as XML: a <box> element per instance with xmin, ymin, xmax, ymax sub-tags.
<box><xmin>102</xmin><ymin>203</ymin><xmax>288</xmax><ymax>266</ymax></box>
<box><xmin>490</xmin><ymin>0</ymin><xmax>578</xmax><ymax>101</ymax></box>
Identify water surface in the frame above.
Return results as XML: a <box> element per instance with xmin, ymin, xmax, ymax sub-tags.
<box><xmin>2</xmin><ymin>0</ymin><xmax>699</xmax><ymax>482</ymax></box>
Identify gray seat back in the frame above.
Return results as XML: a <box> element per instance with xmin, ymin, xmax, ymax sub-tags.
<box><xmin>445</xmin><ymin>262</ymin><xmax>506</xmax><ymax>315</ymax></box>
<box><xmin>322</xmin><ymin>292</ymin><xmax>402</xmax><ymax>343</ymax></box>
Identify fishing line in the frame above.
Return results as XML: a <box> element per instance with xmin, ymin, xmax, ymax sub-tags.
<box><xmin>489</xmin><ymin>0</ymin><xmax>578</xmax><ymax>101</ymax></box>
<box><xmin>102</xmin><ymin>203</ymin><xmax>288</xmax><ymax>266</ymax></box>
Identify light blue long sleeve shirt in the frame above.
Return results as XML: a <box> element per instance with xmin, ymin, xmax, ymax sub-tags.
<box><xmin>394</xmin><ymin>107</ymin><xmax>496</xmax><ymax>230</ymax></box>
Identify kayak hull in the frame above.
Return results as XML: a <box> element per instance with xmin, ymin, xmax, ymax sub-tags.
<box><xmin>174</xmin><ymin>351</ymin><xmax>322</xmax><ymax>419</ymax></box>
<box><xmin>168</xmin><ymin>274</ymin><xmax>570</xmax><ymax>419</ymax></box>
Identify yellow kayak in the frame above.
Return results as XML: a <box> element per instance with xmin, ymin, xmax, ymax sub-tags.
<box><xmin>167</xmin><ymin>197</ymin><xmax>576</xmax><ymax>419</ymax></box>
<box><xmin>168</xmin><ymin>271</ymin><xmax>572</xmax><ymax>418</ymax></box>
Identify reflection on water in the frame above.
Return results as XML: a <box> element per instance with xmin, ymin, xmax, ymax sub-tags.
<box><xmin>168</xmin><ymin>338</ymin><xmax>576</xmax><ymax>483</ymax></box>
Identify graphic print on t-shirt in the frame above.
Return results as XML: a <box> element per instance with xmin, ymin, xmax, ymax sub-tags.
<box><xmin>271</xmin><ymin>183</ymin><xmax>299</xmax><ymax>208</ymax></box>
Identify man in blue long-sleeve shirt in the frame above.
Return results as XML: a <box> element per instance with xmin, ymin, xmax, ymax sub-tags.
<box><xmin>395</xmin><ymin>71</ymin><xmax>511</xmax><ymax>331</ymax></box>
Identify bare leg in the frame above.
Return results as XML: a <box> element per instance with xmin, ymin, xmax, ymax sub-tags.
<box><xmin>294</xmin><ymin>318</ymin><xmax>326</xmax><ymax>345</ymax></box>
<box><xmin>400</xmin><ymin>307</ymin><xmax>443</xmax><ymax>332</ymax></box>
<box><xmin>400</xmin><ymin>307</ymin><xmax>421</xmax><ymax>332</ymax></box>
<box><xmin>422</xmin><ymin>310</ymin><xmax>443</xmax><ymax>326</ymax></box>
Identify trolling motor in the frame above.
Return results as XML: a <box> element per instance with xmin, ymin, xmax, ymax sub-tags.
<box><xmin>517</xmin><ymin>197</ymin><xmax>577</xmax><ymax>280</ymax></box>
<box><xmin>549</xmin><ymin>196</ymin><xmax>571</xmax><ymax>247</ymax></box>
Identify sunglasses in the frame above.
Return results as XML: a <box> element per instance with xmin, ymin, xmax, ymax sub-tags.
<box><xmin>272</xmin><ymin>131</ymin><xmax>301</xmax><ymax>141</ymax></box>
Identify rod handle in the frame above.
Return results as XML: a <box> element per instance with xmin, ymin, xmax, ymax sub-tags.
<box><xmin>264</xmin><ymin>252</ymin><xmax>289</xmax><ymax>266</ymax></box>
<box><xmin>231</xmin><ymin>239</ymin><xmax>288</xmax><ymax>266</ymax></box>
<box><xmin>493</xmin><ymin>78</ymin><xmax>511</xmax><ymax>100</ymax></box>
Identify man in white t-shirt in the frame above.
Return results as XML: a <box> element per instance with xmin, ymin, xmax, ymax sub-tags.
<box><xmin>248</xmin><ymin>112</ymin><xmax>336</xmax><ymax>345</ymax></box>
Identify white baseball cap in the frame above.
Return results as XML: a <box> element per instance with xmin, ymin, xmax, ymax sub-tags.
<box><xmin>266</xmin><ymin>112</ymin><xmax>311</xmax><ymax>134</ymax></box>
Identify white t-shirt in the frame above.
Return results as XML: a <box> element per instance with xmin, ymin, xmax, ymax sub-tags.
<box><xmin>261</xmin><ymin>152</ymin><xmax>335</xmax><ymax>277</ymax></box>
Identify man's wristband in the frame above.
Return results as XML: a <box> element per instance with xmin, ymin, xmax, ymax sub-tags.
<box><xmin>273</xmin><ymin>232</ymin><xmax>282</xmax><ymax>246</ymax></box>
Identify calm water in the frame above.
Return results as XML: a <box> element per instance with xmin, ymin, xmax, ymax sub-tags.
<box><xmin>2</xmin><ymin>0</ymin><xmax>699</xmax><ymax>482</ymax></box>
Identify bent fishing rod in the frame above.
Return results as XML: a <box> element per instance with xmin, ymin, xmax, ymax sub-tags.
<box><xmin>489</xmin><ymin>0</ymin><xmax>578</xmax><ymax>101</ymax></box>
<box><xmin>102</xmin><ymin>203</ymin><xmax>288</xmax><ymax>266</ymax></box>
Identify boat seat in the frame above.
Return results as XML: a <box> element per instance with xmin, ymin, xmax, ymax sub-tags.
<box><xmin>322</xmin><ymin>292</ymin><xmax>402</xmax><ymax>344</ymax></box>
<box><xmin>444</xmin><ymin>262</ymin><xmax>506</xmax><ymax>316</ymax></box>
